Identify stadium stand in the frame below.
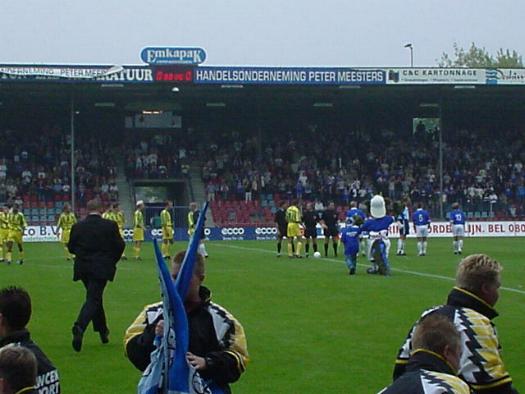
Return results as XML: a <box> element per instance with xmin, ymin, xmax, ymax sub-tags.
<box><xmin>0</xmin><ymin>126</ymin><xmax>119</xmax><ymax>225</ymax></box>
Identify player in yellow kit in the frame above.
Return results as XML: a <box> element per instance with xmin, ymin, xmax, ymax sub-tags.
<box><xmin>56</xmin><ymin>203</ymin><xmax>77</xmax><ymax>260</ymax></box>
<box><xmin>160</xmin><ymin>200</ymin><xmax>174</xmax><ymax>259</ymax></box>
<box><xmin>0</xmin><ymin>205</ymin><xmax>9</xmax><ymax>262</ymax></box>
<box><xmin>286</xmin><ymin>200</ymin><xmax>303</xmax><ymax>258</ymax></box>
<box><xmin>6</xmin><ymin>203</ymin><xmax>27</xmax><ymax>265</ymax></box>
<box><xmin>102</xmin><ymin>203</ymin><xmax>116</xmax><ymax>221</ymax></box>
<box><xmin>113</xmin><ymin>202</ymin><xmax>127</xmax><ymax>260</ymax></box>
<box><xmin>133</xmin><ymin>200</ymin><xmax>145</xmax><ymax>260</ymax></box>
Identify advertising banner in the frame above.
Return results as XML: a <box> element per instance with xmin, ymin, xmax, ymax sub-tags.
<box><xmin>194</xmin><ymin>67</ymin><xmax>386</xmax><ymax>85</ymax></box>
<box><xmin>486</xmin><ymin>68</ymin><xmax>525</xmax><ymax>85</ymax></box>
<box><xmin>0</xmin><ymin>65</ymin><xmax>154</xmax><ymax>83</ymax></box>
<box><xmin>24</xmin><ymin>222</ymin><xmax>525</xmax><ymax>243</ymax></box>
<box><xmin>386</xmin><ymin>68</ymin><xmax>487</xmax><ymax>85</ymax></box>
<box><xmin>141</xmin><ymin>47</ymin><xmax>206</xmax><ymax>65</ymax></box>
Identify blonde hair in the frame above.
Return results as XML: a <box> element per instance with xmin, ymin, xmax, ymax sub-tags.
<box><xmin>413</xmin><ymin>314</ymin><xmax>460</xmax><ymax>355</ymax></box>
<box><xmin>172</xmin><ymin>250</ymin><xmax>205</xmax><ymax>277</ymax></box>
<box><xmin>456</xmin><ymin>254</ymin><xmax>502</xmax><ymax>294</ymax></box>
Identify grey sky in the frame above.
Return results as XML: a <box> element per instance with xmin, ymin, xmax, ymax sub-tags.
<box><xmin>2</xmin><ymin>0</ymin><xmax>524</xmax><ymax>67</ymax></box>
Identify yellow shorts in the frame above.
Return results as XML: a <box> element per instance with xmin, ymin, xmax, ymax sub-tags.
<box><xmin>287</xmin><ymin>223</ymin><xmax>301</xmax><ymax>238</ymax></box>
<box><xmin>163</xmin><ymin>227</ymin><xmax>174</xmax><ymax>241</ymax></box>
<box><xmin>8</xmin><ymin>230</ymin><xmax>23</xmax><ymax>245</ymax></box>
<box><xmin>133</xmin><ymin>228</ymin><xmax>144</xmax><ymax>242</ymax></box>
<box><xmin>61</xmin><ymin>229</ymin><xmax>71</xmax><ymax>244</ymax></box>
<box><xmin>0</xmin><ymin>229</ymin><xmax>8</xmax><ymax>244</ymax></box>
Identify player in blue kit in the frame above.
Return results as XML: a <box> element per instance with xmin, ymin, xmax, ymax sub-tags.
<box><xmin>361</xmin><ymin>195</ymin><xmax>394</xmax><ymax>276</ymax></box>
<box><xmin>412</xmin><ymin>203</ymin><xmax>431</xmax><ymax>256</ymax></box>
<box><xmin>340</xmin><ymin>215</ymin><xmax>363</xmax><ymax>275</ymax></box>
<box><xmin>449</xmin><ymin>202</ymin><xmax>466</xmax><ymax>255</ymax></box>
<box><xmin>346</xmin><ymin>201</ymin><xmax>367</xmax><ymax>255</ymax></box>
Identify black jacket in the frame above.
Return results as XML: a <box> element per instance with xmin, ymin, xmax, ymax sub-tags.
<box><xmin>124</xmin><ymin>287</ymin><xmax>249</xmax><ymax>393</ymax></box>
<box><xmin>0</xmin><ymin>330</ymin><xmax>60</xmax><ymax>394</ymax></box>
<box><xmin>394</xmin><ymin>287</ymin><xmax>517</xmax><ymax>394</ymax></box>
<box><xmin>381</xmin><ymin>350</ymin><xmax>470</xmax><ymax>393</ymax></box>
<box><xmin>68</xmin><ymin>214</ymin><xmax>125</xmax><ymax>282</ymax></box>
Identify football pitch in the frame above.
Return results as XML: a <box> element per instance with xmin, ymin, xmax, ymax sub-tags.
<box><xmin>1</xmin><ymin>238</ymin><xmax>524</xmax><ymax>393</ymax></box>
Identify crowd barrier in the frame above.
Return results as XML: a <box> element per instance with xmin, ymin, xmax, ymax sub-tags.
<box><xmin>22</xmin><ymin>221</ymin><xmax>525</xmax><ymax>242</ymax></box>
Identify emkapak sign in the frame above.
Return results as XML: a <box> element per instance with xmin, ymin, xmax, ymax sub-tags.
<box><xmin>141</xmin><ymin>47</ymin><xmax>206</xmax><ymax>65</ymax></box>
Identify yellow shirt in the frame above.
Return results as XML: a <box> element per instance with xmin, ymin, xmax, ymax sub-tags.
<box><xmin>57</xmin><ymin>212</ymin><xmax>77</xmax><ymax>231</ymax></box>
<box><xmin>115</xmin><ymin>211</ymin><xmax>125</xmax><ymax>229</ymax></box>
<box><xmin>103</xmin><ymin>211</ymin><xmax>116</xmax><ymax>222</ymax></box>
<box><xmin>8</xmin><ymin>211</ymin><xmax>27</xmax><ymax>232</ymax></box>
<box><xmin>134</xmin><ymin>210</ymin><xmax>144</xmax><ymax>228</ymax></box>
<box><xmin>160</xmin><ymin>209</ymin><xmax>172</xmax><ymax>228</ymax></box>
<box><xmin>0</xmin><ymin>212</ymin><xmax>8</xmax><ymax>230</ymax></box>
<box><xmin>286</xmin><ymin>206</ymin><xmax>301</xmax><ymax>223</ymax></box>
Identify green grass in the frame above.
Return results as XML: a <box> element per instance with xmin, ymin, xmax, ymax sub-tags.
<box><xmin>1</xmin><ymin>238</ymin><xmax>524</xmax><ymax>393</ymax></box>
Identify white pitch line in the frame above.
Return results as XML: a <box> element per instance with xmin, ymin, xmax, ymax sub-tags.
<box><xmin>214</xmin><ymin>243</ymin><xmax>525</xmax><ymax>296</ymax></box>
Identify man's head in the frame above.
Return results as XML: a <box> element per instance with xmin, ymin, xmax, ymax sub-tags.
<box><xmin>306</xmin><ymin>202</ymin><xmax>313</xmax><ymax>211</ymax></box>
<box><xmin>87</xmin><ymin>199</ymin><xmax>103</xmax><ymax>214</ymax></box>
<box><xmin>0</xmin><ymin>287</ymin><xmax>31</xmax><ymax>337</ymax></box>
<box><xmin>351</xmin><ymin>215</ymin><xmax>364</xmax><ymax>227</ymax></box>
<box><xmin>412</xmin><ymin>313</ymin><xmax>462</xmax><ymax>373</ymax></box>
<box><xmin>189</xmin><ymin>202</ymin><xmax>197</xmax><ymax>212</ymax></box>
<box><xmin>328</xmin><ymin>201</ymin><xmax>335</xmax><ymax>210</ymax></box>
<box><xmin>136</xmin><ymin>200</ymin><xmax>144</xmax><ymax>211</ymax></box>
<box><xmin>279</xmin><ymin>201</ymin><xmax>287</xmax><ymax>209</ymax></box>
<box><xmin>456</xmin><ymin>254</ymin><xmax>502</xmax><ymax>306</ymax></box>
<box><xmin>165</xmin><ymin>200</ymin><xmax>173</xmax><ymax>209</ymax></box>
<box><xmin>171</xmin><ymin>251</ymin><xmax>205</xmax><ymax>301</ymax></box>
<box><xmin>350</xmin><ymin>201</ymin><xmax>357</xmax><ymax>208</ymax></box>
<box><xmin>291</xmin><ymin>199</ymin><xmax>298</xmax><ymax>207</ymax></box>
<box><xmin>0</xmin><ymin>344</ymin><xmax>37</xmax><ymax>394</ymax></box>
<box><xmin>11</xmin><ymin>204</ymin><xmax>18</xmax><ymax>213</ymax></box>
<box><xmin>113</xmin><ymin>202</ymin><xmax>119</xmax><ymax>210</ymax></box>
<box><xmin>416</xmin><ymin>202</ymin><xmax>423</xmax><ymax>209</ymax></box>
<box><xmin>452</xmin><ymin>202</ymin><xmax>460</xmax><ymax>210</ymax></box>
<box><xmin>63</xmin><ymin>203</ymin><xmax>71</xmax><ymax>213</ymax></box>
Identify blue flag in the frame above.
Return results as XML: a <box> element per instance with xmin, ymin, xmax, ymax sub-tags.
<box><xmin>138</xmin><ymin>203</ymin><xmax>224</xmax><ymax>394</ymax></box>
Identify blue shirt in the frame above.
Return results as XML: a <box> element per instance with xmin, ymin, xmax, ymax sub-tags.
<box><xmin>412</xmin><ymin>209</ymin><xmax>430</xmax><ymax>226</ymax></box>
<box><xmin>340</xmin><ymin>225</ymin><xmax>361</xmax><ymax>256</ymax></box>
<box><xmin>346</xmin><ymin>208</ymin><xmax>366</xmax><ymax>220</ymax></box>
<box><xmin>449</xmin><ymin>209</ymin><xmax>466</xmax><ymax>225</ymax></box>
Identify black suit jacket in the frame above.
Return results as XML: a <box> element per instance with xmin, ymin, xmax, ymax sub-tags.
<box><xmin>68</xmin><ymin>214</ymin><xmax>125</xmax><ymax>282</ymax></box>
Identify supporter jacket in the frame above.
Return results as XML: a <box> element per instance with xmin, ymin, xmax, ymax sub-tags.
<box><xmin>381</xmin><ymin>350</ymin><xmax>470</xmax><ymax>394</ymax></box>
<box><xmin>394</xmin><ymin>287</ymin><xmax>516</xmax><ymax>393</ymax></box>
<box><xmin>124</xmin><ymin>286</ymin><xmax>248</xmax><ymax>394</ymax></box>
<box><xmin>0</xmin><ymin>330</ymin><xmax>61</xmax><ymax>394</ymax></box>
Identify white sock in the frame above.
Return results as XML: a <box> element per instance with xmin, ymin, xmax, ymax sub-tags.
<box><xmin>397</xmin><ymin>239</ymin><xmax>402</xmax><ymax>253</ymax></box>
<box><xmin>453</xmin><ymin>240</ymin><xmax>458</xmax><ymax>252</ymax></box>
<box><xmin>417</xmin><ymin>242</ymin><xmax>422</xmax><ymax>254</ymax></box>
<box><xmin>459</xmin><ymin>240</ymin><xmax>463</xmax><ymax>251</ymax></box>
<box><xmin>198</xmin><ymin>244</ymin><xmax>206</xmax><ymax>256</ymax></box>
<box><xmin>423</xmin><ymin>241</ymin><xmax>427</xmax><ymax>254</ymax></box>
<box><xmin>400</xmin><ymin>239</ymin><xmax>405</xmax><ymax>253</ymax></box>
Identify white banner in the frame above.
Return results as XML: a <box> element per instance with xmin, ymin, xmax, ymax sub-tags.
<box><xmin>386</xmin><ymin>68</ymin><xmax>486</xmax><ymax>85</ymax></box>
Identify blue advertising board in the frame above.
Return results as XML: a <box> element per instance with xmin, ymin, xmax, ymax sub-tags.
<box><xmin>194</xmin><ymin>66</ymin><xmax>386</xmax><ymax>85</ymax></box>
<box><xmin>141</xmin><ymin>47</ymin><xmax>206</xmax><ymax>65</ymax></box>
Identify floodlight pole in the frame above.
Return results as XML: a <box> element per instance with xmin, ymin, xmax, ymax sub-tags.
<box><xmin>70</xmin><ymin>96</ymin><xmax>76</xmax><ymax>214</ymax></box>
<box><xmin>404</xmin><ymin>43</ymin><xmax>414</xmax><ymax>67</ymax></box>
<box><xmin>438</xmin><ymin>103</ymin><xmax>443</xmax><ymax>219</ymax></box>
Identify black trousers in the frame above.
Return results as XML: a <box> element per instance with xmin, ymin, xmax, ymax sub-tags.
<box><xmin>75</xmin><ymin>277</ymin><xmax>108</xmax><ymax>333</ymax></box>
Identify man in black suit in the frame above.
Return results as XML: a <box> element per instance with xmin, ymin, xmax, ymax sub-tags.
<box><xmin>68</xmin><ymin>199</ymin><xmax>125</xmax><ymax>352</ymax></box>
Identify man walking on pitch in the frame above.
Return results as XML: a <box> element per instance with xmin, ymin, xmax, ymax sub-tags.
<box><xmin>68</xmin><ymin>199</ymin><xmax>125</xmax><ymax>352</ymax></box>
<box><xmin>5</xmin><ymin>203</ymin><xmax>27</xmax><ymax>265</ymax></box>
<box><xmin>160</xmin><ymin>200</ymin><xmax>174</xmax><ymax>260</ymax></box>
<box><xmin>56</xmin><ymin>203</ymin><xmax>76</xmax><ymax>260</ymax></box>
<box><xmin>449</xmin><ymin>202</ymin><xmax>466</xmax><ymax>255</ymax></box>
<box><xmin>133</xmin><ymin>201</ymin><xmax>145</xmax><ymax>260</ymax></box>
<box><xmin>393</xmin><ymin>254</ymin><xmax>518</xmax><ymax>393</ymax></box>
<box><xmin>412</xmin><ymin>203</ymin><xmax>431</xmax><ymax>256</ymax></box>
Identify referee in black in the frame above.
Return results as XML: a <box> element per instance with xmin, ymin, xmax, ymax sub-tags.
<box><xmin>320</xmin><ymin>202</ymin><xmax>340</xmax><ymax>257</ymax></box>
<box><xmin>68</xmin><ymin>199</ymin><xmax>125</xmax><ymax>352</ymax></box>
<box><xmin>303</xmin><ymin>202</ymin><xmax>320</xmax><ymax>257</ymax></box>
<box><xmin>274</xmin><ymin>201</ymin><xmax>288</xmax><ymax>257</ymax></box>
